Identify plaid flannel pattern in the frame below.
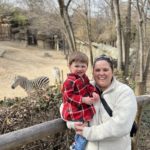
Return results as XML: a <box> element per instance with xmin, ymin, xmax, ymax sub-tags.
<box><xmin>62</xmin><ymin>73</ymin><xmax>96</xmax><ymax>121</ymax></box>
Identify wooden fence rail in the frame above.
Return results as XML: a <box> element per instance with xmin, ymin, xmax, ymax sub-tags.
<box><xmin>0</xmin><ymin>95</ymin><xmax>150</xmax><ymax>150</ymax></box>
<box><xmin>0</xmin><ymin>119</ymin><xmax>66</xmax><ymax>150</ymax></box>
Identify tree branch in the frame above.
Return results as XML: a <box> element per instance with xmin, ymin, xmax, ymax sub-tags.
<box><xmin>66</xmin><ymin>0</ymin><xmax>72</xmax><ymax>9</ymax></box>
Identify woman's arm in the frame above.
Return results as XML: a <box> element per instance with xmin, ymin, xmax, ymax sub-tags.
<box><xmin>76</xmin><ymin>89</ymin><xmax>137</xmax><ymax>141</ymax></box>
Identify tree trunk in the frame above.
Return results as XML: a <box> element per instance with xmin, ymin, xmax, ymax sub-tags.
<box><xmin>84</xmin><ymin>0</ymin><xmax>93</xmax><ymax>66</ymax></box>
<box><xmin>121</xmin><ymin>30</ymin><xmax>125</xmax><ymax>65</ymax></box>
<box><xmin>113</xmin><ymin>0</ymin><xmax>123</xmax><ymax>70</ymax></box>
<box><xmin>58</xmin><ymin>0</ymin><xmax>76</xmax><ymax>52</ymax></box>
<box><xmin>137</xmin><ymin>0</ymin><xmax>144</xmax><ymax>82</ymax></box>
<box><xmin>110</xmin><ymin>0</ymin><xmax>115</xmax><ymax>24</ymax></box>
<box><xmin>124</xmin><ymin>0</ymin><xmax>132</xmax><ymax>77</ymax></box>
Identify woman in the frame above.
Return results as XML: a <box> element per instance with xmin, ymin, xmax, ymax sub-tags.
<box><xmin>73</xmin><ymin>55</ymin><xmax>137</xmax><ymax>150</ymax></box>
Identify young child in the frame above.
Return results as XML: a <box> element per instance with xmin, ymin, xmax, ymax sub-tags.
<box><xmin>61</xmin><ymin>51</ymin><xmax>99</xmax><ymax>150</ymax></box>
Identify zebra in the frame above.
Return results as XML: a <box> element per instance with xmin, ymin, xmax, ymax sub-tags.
<box><xmin>11</xmin><ymin>75</ymin><xmax>49</xmax><ymax>94</ymax></box>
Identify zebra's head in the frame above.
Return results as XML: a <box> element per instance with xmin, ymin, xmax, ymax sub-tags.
<box><xmin>11</xmin><ymin>75</ymin><xmax>27</xmax><ymax>89</ymax></box>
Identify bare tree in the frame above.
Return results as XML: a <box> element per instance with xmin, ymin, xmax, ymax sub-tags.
<box><xmin>136</xmin><ymin>0</ymin><xmax>144</xmax><ymax>82</ymax></box>
<box><xmin>57</xmin><ymin>0</ymin><xmax>76</xmax><ymax>52</ymax></box>
<box><xmin>104</xmin><ymin>0</ymin><xmax>132</xmax><ymax>76</ymax></box>
<box><xmin>104</xmin><ymin>0</ymin><xmax>115</xmax><ymax>23</ymax></box>
<box><xmin>113</xmin><ymin>0</ymin><xmax>123</xmax><ymax>70</ymax></box>
<box><xmin>84</xmin><ymin>0</ymin><xmax>93</xmax><ymax>66</ymax></box>
<box><xmin>123</xmin><ymin>0</ymin><xmax>132</xmax><ymax>77</ymax></box>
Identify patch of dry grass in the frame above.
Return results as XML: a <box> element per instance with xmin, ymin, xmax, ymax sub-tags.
<box><xmin>0</xmin><ymin>41</ymin><xmax>69</xmax><ymax>99</ymax></box>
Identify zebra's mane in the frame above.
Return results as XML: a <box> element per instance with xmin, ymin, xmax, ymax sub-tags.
<box><xmin>16</xmin><ymin>75</ymin><xmax>28</xmax><ymax>79</ymax></box>
<box><xmin>32</xmin><ymin>76</ymin><xmax>48</xmax><ymax>81</ymax></box>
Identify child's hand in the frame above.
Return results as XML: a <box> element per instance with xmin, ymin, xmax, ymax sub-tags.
<box><xmin>82</xmin><ymin>96</ymin><xmax>95</xmax><ymax>105</ymax></box>
<box><xmin>92</xmin><ymin>92</ymin><xmax>100</xmax><ymax>102</ymax></box>
<box><xmin>74</xmin><ymin>122</ymin><xmax>85</xmax><ymax>135</ymax></box>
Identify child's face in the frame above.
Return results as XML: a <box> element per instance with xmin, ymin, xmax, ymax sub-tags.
<box><xmin>69</xmin><ymin>62</ymin><xmax>88</xmax><ymax>76</ymax></box>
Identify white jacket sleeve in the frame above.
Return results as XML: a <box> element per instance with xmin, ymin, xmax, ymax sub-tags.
<box><xmin>82</xmin><ymin>89</ymin><xmax>137</xmax><ymax>141</ymax></box>
<box><xmin>59</xmin><ymin>103</ymin><xmax>75</xmax><ymax>129</ymax></box>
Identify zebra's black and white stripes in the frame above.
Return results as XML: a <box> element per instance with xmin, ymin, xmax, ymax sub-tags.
<box><xmin>11</xmin><ymin>75</ymin><xmax>49</xmax><ymax>93</ymax></box>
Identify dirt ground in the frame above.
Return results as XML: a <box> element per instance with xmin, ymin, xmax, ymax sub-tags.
<box><xmin>0</xmin><ymin>41</ymin><xmax>69</xmax><ymax>99</ymax></box>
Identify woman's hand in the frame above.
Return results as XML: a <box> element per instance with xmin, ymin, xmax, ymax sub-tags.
<box><xmin>74</xmin><ymin>122</ymin><xmax>87</xmax><ymax>135</ymax></box>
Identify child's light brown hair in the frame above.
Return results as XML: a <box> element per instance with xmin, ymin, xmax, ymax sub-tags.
<box><xmin>68</xmin><ymin>51</ymin><xmax>89</xmax><ymax>66</ymax></box>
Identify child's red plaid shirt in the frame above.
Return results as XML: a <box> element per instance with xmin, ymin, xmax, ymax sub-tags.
<box><xmin>62</xmin><ymin>73</ymin><xmax>96</xmax><ymax>122</ymax></box>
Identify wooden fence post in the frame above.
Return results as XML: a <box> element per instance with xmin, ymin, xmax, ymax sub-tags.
<box><xmin>132</xmin><ymin>81</ymin><xmax>144</xmax><ymax>150</ymax></box>
<box><xmin>135</xmin><ymin>81</ymin><xmax>144</xmax><ymax>96</ymax></box>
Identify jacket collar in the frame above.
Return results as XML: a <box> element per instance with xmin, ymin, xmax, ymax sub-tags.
<box><xmin>103</xmin><ymin>77</ymin><xmax>116</xmax><ymax>94</ymax></box>
<box><xmin>67</xmin><ymin>73</ymin><xmax>86</xmax><ymax>79</ymax></box>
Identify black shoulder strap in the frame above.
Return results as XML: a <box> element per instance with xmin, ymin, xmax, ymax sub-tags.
<box><xmin>96</xmin><ymin>86</ymin><xmax>113</xmax><ymax>117</ymax></box>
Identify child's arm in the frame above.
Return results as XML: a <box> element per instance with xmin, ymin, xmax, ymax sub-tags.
<box><xmin>63</xmin><ymin>79</ymin><xmax>83</xmax><ymax>105</ymax></box>
<box><xmin>87</xmin><ymin>84</ymin><xmax>97</xmax><ymax>93</ymax></box>
<box><xmin>82</xmin><ymin>92</ymin><xmax>99</xmax><ymax>105</ymax></box>
<box><xmin>82</xmin><ymin>96</ymin><xmax>97</xmax><ymax>105</ymax></box>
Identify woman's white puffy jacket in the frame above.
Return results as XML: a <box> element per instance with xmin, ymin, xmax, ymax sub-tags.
<box><xmin>82</xmin><ymin>78</ymin><xmax>137</xmax><ymax>150</ymax></box>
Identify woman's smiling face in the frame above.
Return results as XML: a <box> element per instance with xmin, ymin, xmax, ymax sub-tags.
<box><xmin>93</xmin><ymin>60</ymin><xmax>113</xmax><ymax>91</ymax></box>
